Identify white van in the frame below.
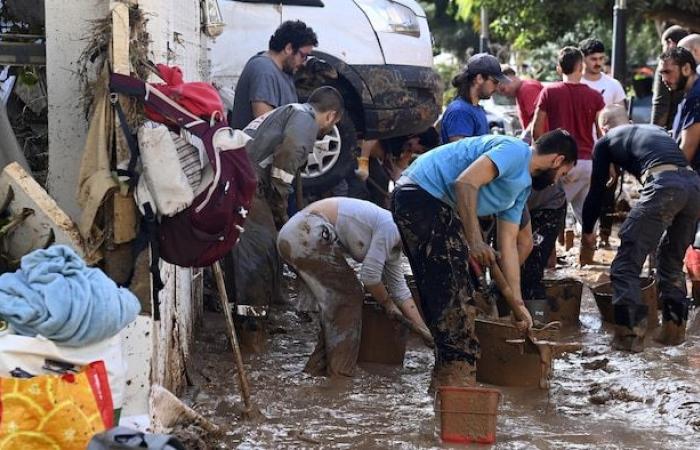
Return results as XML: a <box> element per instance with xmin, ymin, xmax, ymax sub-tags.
<box><xmin>210</xmin><ymin>0</ymin><xmax>442</xmax><ymax>193</ymax></box>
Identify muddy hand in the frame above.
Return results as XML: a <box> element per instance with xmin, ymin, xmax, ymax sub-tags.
<box><xmin>470</xmin><ymin>240</ymin><xmax>497</xmax><ymax>268</ymax></box>
<box><xmin>513</xmin><ymin>304</ymin><xmax>533</xmax><ymax>333</ymax></box>
<box><xmin>416</xmin><ymin>325</ymin><xmax>435</xmax><ymax>348</ymax></box>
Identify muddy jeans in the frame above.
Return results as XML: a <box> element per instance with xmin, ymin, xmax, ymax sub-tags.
<box><xmin>228</xmin><ymin>192</ymin><xmax>284</xmax><ymax>309</ymax></box>
<box><xmin>612</xmin><ymin>169</ymin><xmax>700</xmax><ymax>326</ymax></box>
<box><xmin>521</xmin><ymin>205</ymin><xmax>567</xmax><ymax>300</ymax></box>
<box><xmin>391</xmin><ymin>184</ymin><xmax>479</xmax><ymax>370</ymax></box>
<box><xmin>277</xmin><ymin>211</ymin><xmax>363</xmax><ymax>377</ymax></box>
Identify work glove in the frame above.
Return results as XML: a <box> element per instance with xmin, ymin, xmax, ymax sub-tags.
<box><xmin>355</xmin><ymin>156</ymin><xmax>369</xmax><ymax>181</ymax></box>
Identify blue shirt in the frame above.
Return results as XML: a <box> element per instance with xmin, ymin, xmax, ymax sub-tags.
<box><xmin>673</xmin><ymin>77</ymin><xmax>700</xmax><ymax>169</ymax></box>
<box><xmin>404</xmin><ymin>135</ymin><xmax>532</xmax><ymax>224</ymax></box>
<box><xmin>440</xmin><ymin>97</ymin><xmax>489</xmax><ymax>144</ymax></box>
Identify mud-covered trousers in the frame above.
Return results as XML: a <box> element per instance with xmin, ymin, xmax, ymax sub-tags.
<box><xmin>521</xmin><ymin>205</ymin><xmax>567</xmax><ymax>300</ymax></box>
<box><xmin>277</xmin><ymin>211</ymin><xmax>363</xmax><ymax>377</ymax></box>
<box><xmin>612</xmin><ymin>169</ymin><xmax>700</xmax><ymax>327</ymax></box>
<box><xmin>391</xmin><ymin>184</ymin><xmax>480</xmax><ymax>371</ymax></box>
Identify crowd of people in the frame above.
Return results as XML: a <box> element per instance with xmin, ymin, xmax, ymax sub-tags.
<box><xmin>226</xmin><ymin>18</ymin><xmax>700</xmax><ymax>386</ymax></box>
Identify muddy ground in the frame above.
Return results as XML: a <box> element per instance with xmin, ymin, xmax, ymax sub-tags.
<box><xmin>184</xmin><ymin>237</ymin><xmax>700</xmax><ymax>449</ymax></box>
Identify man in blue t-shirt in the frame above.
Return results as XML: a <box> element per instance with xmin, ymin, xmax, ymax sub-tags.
<box><xmin>439</xmin><ymin>53</ymin><xmax>511</xmax><ymax>144</ymax></box>
<box><xmin>391</xmin><ymin>130</ymin><xmax>578</xmax><ymax>388</ymax></box>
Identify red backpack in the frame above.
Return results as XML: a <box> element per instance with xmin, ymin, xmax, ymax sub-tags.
<box><xmin>110</xmin><ymin>72</ymin><xmax>257</xmax><ymax>306</ymax></box>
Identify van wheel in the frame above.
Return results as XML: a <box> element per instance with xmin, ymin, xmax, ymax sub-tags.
<box><xmin>300</xmin><ymin>112</ymin><xmax>356</xmax><ymax>194</ymax></box>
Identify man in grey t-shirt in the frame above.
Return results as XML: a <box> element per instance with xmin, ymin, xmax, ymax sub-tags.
<box><xmin>228</xmin><ymin>87</ymin><xmax>344</xmax><ymax>350</ymax></box>
<box><xmin>229</xmin><ymin>20</ymin><xmax>318</xmax><ymax>129</ymax></box>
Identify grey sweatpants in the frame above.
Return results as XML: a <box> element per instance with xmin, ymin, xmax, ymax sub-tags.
<box><xmin>277</xmin><ymin>211</ymin><xmax>363</xmax><ymax>377</ymax></box>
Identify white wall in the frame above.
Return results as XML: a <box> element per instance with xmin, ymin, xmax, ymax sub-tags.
<box><xmin>45</xmin><ymin>0</ymin><xmax>107</xmax><ymax>220</ymax></box>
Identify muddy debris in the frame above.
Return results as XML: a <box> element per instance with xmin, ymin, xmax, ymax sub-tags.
<box><xmin>581</xmin><ymin>357</ymin><xmax>611</xmax><ymax>371</ymax></box>
<box><xmin>288</xmin><ymin>430</ymin><xmax>323</xmax><ymax>445</ymax></box>
<box><xmin>589</xmin><ymin>384</ymin><xmax>645</xmax><ymax>405</ymax></box>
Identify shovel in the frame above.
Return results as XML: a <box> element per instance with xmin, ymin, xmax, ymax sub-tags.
<box><xmin>211</xmin><ymin>261</ymin><xmax>264</xmax><ymax>420</ymax></box>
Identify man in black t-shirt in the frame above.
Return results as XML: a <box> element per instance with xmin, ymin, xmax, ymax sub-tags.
<box><xmin>582</xmin><ymin>105</ymin><xmax>700</xmax><ymax>352</ymax></box>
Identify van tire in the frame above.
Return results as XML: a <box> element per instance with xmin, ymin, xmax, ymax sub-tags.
<box><xmin>300</xmin><ymin>111</ymin><xmax>357</xmax><ymax>195</ymax></box>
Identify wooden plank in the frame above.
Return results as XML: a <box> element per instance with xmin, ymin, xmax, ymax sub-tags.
<box><xmin>111</xmin><ymin>2</ymin><xmax>131</xmax><ymax>75</ymax></box>
<box><xmin>0</xmin><ymin>162</ymin><xmax>88</xmax><ymax>262</ymax></box>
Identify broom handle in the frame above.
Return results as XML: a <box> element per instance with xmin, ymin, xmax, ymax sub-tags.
<box><xmin>212</xmin><ymin>261</ymin><xmax>253</xmax><ymax>411</ymax></box>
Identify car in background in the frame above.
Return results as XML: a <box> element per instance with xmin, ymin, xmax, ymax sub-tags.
<box><xmin>211</xmin><ymin>0</ymin><xmax>443</xmax><ymax>195</ymax></box>
<box><xmin>480</xmin><ymin>92</ymin><xmax>522</xmax><ymax>136</ymax></box>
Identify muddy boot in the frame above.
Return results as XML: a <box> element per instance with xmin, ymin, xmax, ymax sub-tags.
<box><xmin>434</xmin><ymin>361</ymin><xmax>476</xmax><ymax>388</ymax></box>
<box><xmin>579</xmin><ymin>244</ymin><xmax>595</xmax><ymax>266</ymax></box>
<box><xmin>235</xmin><ymin>316</ymin><xmax>268</xmax><ymax>354</ymax></box>
<box><xmin>612</xmin><ymin>323</ymin><xmax>647</xmax><ymax>353</ymax></box>
<box><xmin>564</xmin><ymin>229</ymin><xmax>575</xmax><ymax>251</ymax></box>
<box><xmin>655</xmin><ymin>299</ymin><xmax>690</xmax><ymax>346</ymax></box>
<box><xmin>612</xmin><ymin>305</ymin><xmax>648</xmax><ymax>353</ymax></box>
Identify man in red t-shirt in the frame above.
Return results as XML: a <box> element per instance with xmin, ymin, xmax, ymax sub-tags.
<box><xmin>498</xmin><ymin>66</ymin><xmax>544</xmax><ymax>131</ymax></box>
<box><xmin>532</xmin><ymin>47</ymin><xmax>605</xmax><ymax>244</ymax></box>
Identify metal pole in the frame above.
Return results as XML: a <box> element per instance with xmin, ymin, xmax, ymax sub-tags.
<box><xmin>480</xmin><ymin>7</ymin><xmax>490</xmax><ymax>54</ymax></box>
<box><xmin>611</xmin><ymin>0</ymin><xmax>627</xmax><ymax>85</ymax></box>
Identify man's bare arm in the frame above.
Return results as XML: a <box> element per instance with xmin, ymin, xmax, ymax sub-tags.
<box><xmin>251</xmin><ymin>101</ymin><xmax>274</xmax><ymax>119</ymax></box>
<box><xmin>680</xmin><ymin>123</ymin><xmax>700</xmax><ymax>164</ymax></box>
<box><xmin>532</xmin><ymin>108</ymin><xmax>547</xmax><ymax>141</ymax></box>
<box><xmin>454</xmin><ymin>155</ymin><xmax>498</xmax><ymax>267</ymax></box>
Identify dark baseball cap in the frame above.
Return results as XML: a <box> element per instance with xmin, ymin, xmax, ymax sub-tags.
<box><xmin>465</xmin><ymin>53</ymin><xmax>511</xmax><ymax>83</ymax></box>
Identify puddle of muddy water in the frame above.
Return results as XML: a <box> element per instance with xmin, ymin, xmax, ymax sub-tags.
<box><xmin>187</xmin><ymin>241</ymin><xmax>700</xmax><ymax>449</ymax></box>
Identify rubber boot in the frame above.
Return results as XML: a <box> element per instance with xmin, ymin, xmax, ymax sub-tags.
<box><xmin>612</xmin><ymin>304</ymin><xmax>648</xmax><ymax>353</ymax></box>
<box><xmin>655</xmin><ymin>298</ymin><xmax>689</xmax><ymax>346</ymax></box>
<box><xmin>235</xmin><ymin>316</ymin><xmax>268</xmax><ymax>354</ymax></box>
<box><xmin>433</xmin><ymin>361</ymin><xmax>477</xmax><ymax>389</ymax></box>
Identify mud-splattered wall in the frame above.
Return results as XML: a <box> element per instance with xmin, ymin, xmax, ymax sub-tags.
<box><xmin>45</xmin><ymin>0</ymin><xmax>207</xmax><ymax>417</ymax></box>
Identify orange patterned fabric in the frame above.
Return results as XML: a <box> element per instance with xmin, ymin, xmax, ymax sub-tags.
<box><xmin>0</xmin><ymin>361</ymin><xmax>113</xmax><ymax>449</ymax></box>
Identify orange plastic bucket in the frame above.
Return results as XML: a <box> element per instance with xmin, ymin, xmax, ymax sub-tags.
<box><xmin>436</xmin><ymin>386</ymin><xmax>501</xmax><ymax>444</ymax></box>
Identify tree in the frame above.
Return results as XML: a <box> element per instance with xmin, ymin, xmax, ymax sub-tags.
<box><xmin>450</xmin><ymin>0</ymin><xmax>700</xmax><ymax>49</ymax></box>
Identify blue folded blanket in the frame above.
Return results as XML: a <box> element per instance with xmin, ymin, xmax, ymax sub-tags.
<box><xmin>0</xmin><ymin>245</ymin><xmax>141</xmax><ymax>346</ymax></box>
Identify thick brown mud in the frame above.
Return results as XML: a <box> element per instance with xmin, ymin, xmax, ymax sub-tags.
<box><xmin>186</xmin><ymin>242</ymin><xmax>700</xmax><ymax>449</ymax></box>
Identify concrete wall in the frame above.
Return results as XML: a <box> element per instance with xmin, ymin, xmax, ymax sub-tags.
<box><xmin>45</xmin><ymin>0</ymin><xmax>107</xmax><ymax>220</ymax></box>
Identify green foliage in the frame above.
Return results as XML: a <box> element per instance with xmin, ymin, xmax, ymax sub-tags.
<box><xmin>434</xmin><ymin>60</ymin><xmax>460</xmax><ymax>104</ymax></box>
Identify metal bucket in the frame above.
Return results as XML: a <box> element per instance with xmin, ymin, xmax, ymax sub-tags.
<box><xmin>357</xmin><ymin>298</ymin><xmax>408</xmax><ymax>365</ymax></box>
<box><xmin>543</xmin><ymin>278</ymin><xmax>583</xmax><ymax>326</ymax></box>
<box><xmin>591</xmin><ymin>277</ymin><xmax>659</xmax><ymax>329</ymax></box>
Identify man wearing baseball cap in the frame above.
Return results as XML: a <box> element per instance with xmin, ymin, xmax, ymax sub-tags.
<box><xmin>439</xmin><ymin>53</ymin><xmax>511</xmax><ymax>144</ymax></box>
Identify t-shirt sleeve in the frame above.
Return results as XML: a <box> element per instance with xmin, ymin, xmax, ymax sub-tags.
<box><xmin>248</xmin><ymin>71</ymin><xmax>282</xmax><ymax>107</ymax></box>
<box><xmin>484</xmin><ymin>142</ymin><xmax>523</xmax><ymax>179</ymax></box>
<box><xmin>612</xmin><ymin>80</ymin><xmax>626</xmax><ymax>105</ymax></box>
<box><xmin>360</xmin><ymin>228</ymin><xmax>391</xmax><ymax>287</ymax></box>
<box><xmin>535</xmin><ymin>87</ymin><xmax>549</xmax><ymax>113</ymax></box>
<box><xmin>498</xmin><ymin>186</ymin><xmax>530</xmax><ymax>224</ymax></box>
<box><xmin>681</xmin><ymin>95</ymin><xmax>700</xmax><ymax>131</ymax></box>
<box><xmin>441</xmin><ymin>107</ymin><xmax>478</xmax><ymax>139</ymax></box>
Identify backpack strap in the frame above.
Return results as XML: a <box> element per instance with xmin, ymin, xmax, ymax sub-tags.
<box><xmin>110</xmin><ymin>94</ymin><xmax>140</xmax><ymax>189</ymax></box>
<box><xmin>125</xmin><ymin>202</ymin><xmax>164</xmax><ymax>321</ymax></box>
